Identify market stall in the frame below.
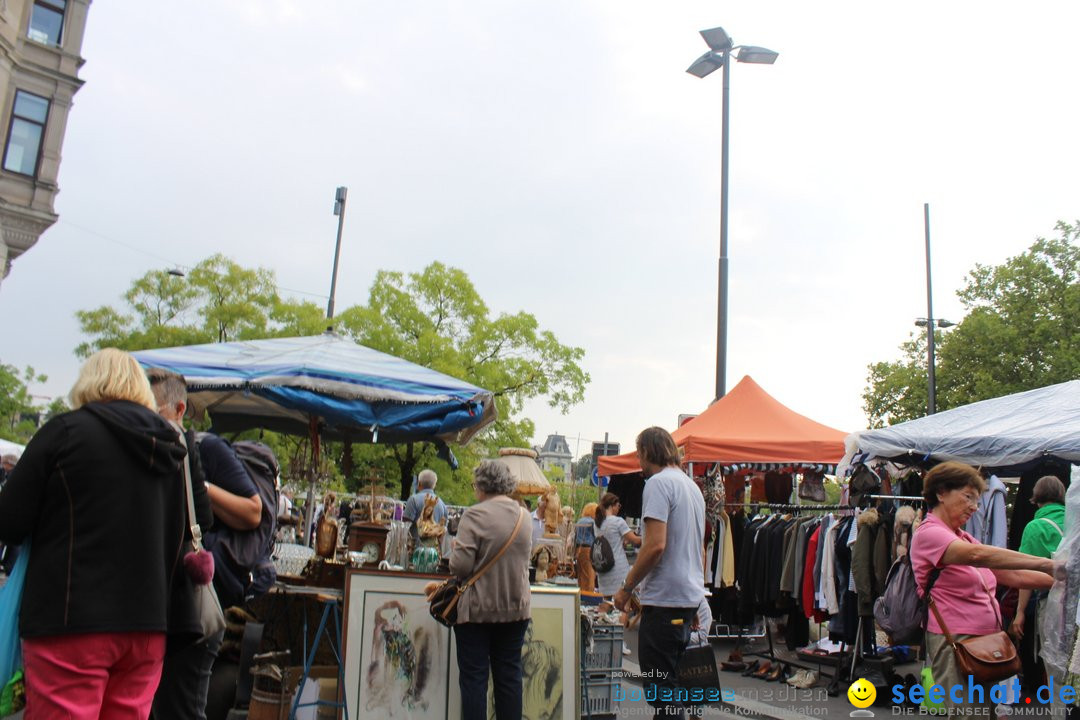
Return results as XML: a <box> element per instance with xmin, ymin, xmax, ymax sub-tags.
<box><xmin>837</xmin><ymin>380</ymin><xmax>1080</xmax><ymax>693</ymax></box>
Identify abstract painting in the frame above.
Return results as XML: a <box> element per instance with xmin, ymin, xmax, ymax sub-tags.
<box><xmin>344</xmin><ymin>570</ymin><xmax>451</xmax><ymax>719</ymax></box>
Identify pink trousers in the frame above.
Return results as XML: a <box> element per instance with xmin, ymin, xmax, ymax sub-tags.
<box><xmin>22</xmin><ymin>631</ymin><xmax>166</xmax><ymax>720</ymax></box>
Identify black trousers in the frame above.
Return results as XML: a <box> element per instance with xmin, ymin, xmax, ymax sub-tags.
<box><xmin>454</xmin><ymin>619</ymin><xmax>529</xmax><ymax>720</ymax></box>
<box><xmin>639</xmin><ymin>605</ymin><xmax>696</xmax><ymax>718</ymax></box>
<box><xmin>151</xmin><ymin>630</ymin><xmax>223</xmax><ymax>720</ymax></box>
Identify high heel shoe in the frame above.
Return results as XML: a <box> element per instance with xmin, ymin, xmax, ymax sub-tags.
<box><xmin>740</xmin><ymin>660</ymin><xmax>761</xmax><ymax>677</ymax></box>
<box><xmin>763</xmin><ymin>663</ymin><xmax>787</xmax><ymax>682</ymax></box>
<box><xmin>751</xmin><ymin>661</ymin><xmax>774</xmax><ymax>679</ymax></box>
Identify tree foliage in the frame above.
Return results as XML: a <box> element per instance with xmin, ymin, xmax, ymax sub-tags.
<box><xmin>864</xmin><ymin>222</ymin><xmax>1080</xmax><ymax>427</ymax></box>
<box><xmin>336</xmin><ymin>261</ymin><xmax>589</xmax><ymax>500</ymax></box>
<box><xmin>75</xmin><ymin>257</ymin><xmax>590</xmax><ymax>503</ymax></box>
<box><xmin>0</xmin><ymin>363</ymin><xmax>49</xmax><ymax>443</ymax></box>
<box><xmin>76</xmin><ymin>254</ymin><xmax>328</xmax><ymax>357</ymax></box>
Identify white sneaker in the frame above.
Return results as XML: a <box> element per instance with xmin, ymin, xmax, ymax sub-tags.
<box><xmin>786</xmin><ymin>670</ymin><xmax>808</xmax><ymax>686</ymax></box>
<box><xmin>622</xmin><ymin>646</ymin><xmax>632</xmax><ymax>656</ymax></box>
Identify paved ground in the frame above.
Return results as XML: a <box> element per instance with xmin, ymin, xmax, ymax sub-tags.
<box><xmin>597</xmin><ymin>629</ymin><xmax>915</xmax><ymax>720</ymax></box>
<box><xmin>599</xmin><ymin>632</ymin><xmax>1075</xmax><ymax>720</ymax></box>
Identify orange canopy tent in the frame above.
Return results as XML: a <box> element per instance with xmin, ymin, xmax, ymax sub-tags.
<box><xmin>597</xmin><ymin>375</ymin><xmax>847</xmax><ymax>476</ymax></box>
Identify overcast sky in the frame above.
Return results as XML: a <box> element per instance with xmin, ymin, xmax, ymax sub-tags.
<box><xmin>3</xmin><ymin>1</ymin><xmax>1078</xmax><ymax>459</ymax></box>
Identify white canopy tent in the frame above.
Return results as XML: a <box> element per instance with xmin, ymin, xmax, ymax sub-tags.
<box><xmin>0</xmin><ymin>439</ymin><xmax>24</xmax><ymax>459</ymax></box>
<box><xmin>839</xmin><ymin>379</ymin><xmax>1080</xmax><ymax>474</ymax></box>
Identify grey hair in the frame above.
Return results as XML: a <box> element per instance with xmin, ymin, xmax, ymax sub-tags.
<box><xmin>474</xmin><ymin>460</ymin><xmax>516</xmax><ymax>497</ymax></box>
<box><xmin>417</xmin><ymin>469</ymin><xmax>438</xmax><ymax>489</ymax></box>
<box><xmin>0</xmin><ymin>454</ymin><xmax>17</xmax><ymax>466</ymax></box>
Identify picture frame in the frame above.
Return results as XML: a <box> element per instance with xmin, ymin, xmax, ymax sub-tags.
<box><xmin>343</xmin><ymin>568</ymin><xmax>452</xmax><ymax>720</ymax></box>
<box><xmin>447</xmin><ymin>586</ymin><xmax>580</xmax><ymax>720</ymax></box>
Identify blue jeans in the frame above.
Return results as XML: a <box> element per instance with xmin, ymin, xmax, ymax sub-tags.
<box><xmin>639</xmin><ymin>605</ymin><xmax>696</xmax><ymax>718</ymax></box>
<box><xmin>454</xmin><ymin>619</ymin><xmax>529</xmax><ymax>720</ymax></box>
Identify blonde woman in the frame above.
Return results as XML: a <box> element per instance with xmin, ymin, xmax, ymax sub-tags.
<box><xmin>0</xmin><ymin>349</ymin><xmax>188</xmax><ymax>719</ymax></box>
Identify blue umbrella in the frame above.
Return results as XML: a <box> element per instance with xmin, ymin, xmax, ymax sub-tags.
<box><xmin>133</xmin><ymin>332</ymin><xmax>496</xmax><ymax>446</ymax></box>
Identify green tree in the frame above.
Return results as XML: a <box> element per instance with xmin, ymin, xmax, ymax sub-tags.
<box><xmin>572</xmin><ymin>454</ymin><xmax>593</xmax><ymax>485</ymax></box>
<box><xmin>864</xmin><ymin>222</ymin><xmax>1080</xmax><ymax>426</ymax></box>
<box><xmin>0</xmin><ymin>363</ymin><xmax>48</xmax><ymax>442</ymax></box>
<box><xmin>336</xmin><ymin>261</ymin><xmax>589</xmax><ymax>500</ymax></box>
<box><xmin>75</xmin><ymin>258</ymin><xmax>589</xmax><ymax>502</ymax></box>
<box><xmin>76</xmin><ymin>254</ymin><xmax>327</xmax><ymax>357</ymax></box>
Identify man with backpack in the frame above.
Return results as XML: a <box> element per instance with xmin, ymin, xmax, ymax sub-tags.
<box><xmin>147</xmin><ymin>368</ymin><xmax>272</xmax><ymax>720</ymax></box>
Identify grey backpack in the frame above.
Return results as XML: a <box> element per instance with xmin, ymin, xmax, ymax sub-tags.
<box><xmin>873</xmin><ymin>554</ymin><xmax>941</xmax><ymax>645</ymax></box>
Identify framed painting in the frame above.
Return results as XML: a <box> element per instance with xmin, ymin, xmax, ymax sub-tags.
<box><xmin>343</xmin><ymin>569</ymin><xmax>451</xmax><ymax>720</ymax></box>
<box><xmin>447</xmin><ymin>586</ymin><xmax>580</xmax><ymax>720</ymax></box>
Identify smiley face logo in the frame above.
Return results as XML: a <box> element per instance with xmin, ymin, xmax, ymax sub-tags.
<box><xmin>848</xmin><ymin>678</ymin><xmax>876</xmax><ymax>708</ymax></box>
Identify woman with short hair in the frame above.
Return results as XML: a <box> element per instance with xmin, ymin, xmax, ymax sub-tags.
<box><xmin>911</xmin><ymin>462</ymin><xmax>1057</xmax><ymax>716</ymax></box>
<box><xmin>448</xmin><ymin>460</ymin><xmax>531</xmax><ymax>720</ymax></box>
<box><xmin>0</xmin><ymin>349</ymin><xmax>189</xmax><ymax>719</ymax></box>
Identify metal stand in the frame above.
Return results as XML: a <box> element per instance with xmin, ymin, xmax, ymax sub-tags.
<box><xmin>290</xmin><ymin>593</ymin><xmax>348</xmax><ymax>720</ymax></box>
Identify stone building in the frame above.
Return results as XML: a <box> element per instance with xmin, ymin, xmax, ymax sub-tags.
<box><xmin>537</xmin><ymin>433</ymin><xmax>572</xmax><ymax>482</ymax></box>
<box><xmin>0</xmin><ymin>0</ymin><xmax>91</xmax><ymax>282</ymax></box>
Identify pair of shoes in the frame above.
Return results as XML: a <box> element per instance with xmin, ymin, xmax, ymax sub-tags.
<box><xmin>764</xmin><ymin>663</ymin><xmax>789</xmax><ymax>682</ymax></box>
<box><xmin>751</xmin><ymin>661</ymin><xmax>774</xmax><ymax>679</ymax></box>
<box><xmin>786</xmin><ymin>670</ymin><xmax>819</xmax><ymax>688</ymax></box>
<box><xmin>740</xmin><ymin>660</ymin><xmax>761</xmax><ymax>677</ymax></box>
<box><xmin>721</xmin><ymin>661</ymin><xmax>747</xmax><ymax>672</ymax></box>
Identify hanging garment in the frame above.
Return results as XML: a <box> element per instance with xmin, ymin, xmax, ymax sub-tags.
<box><xmin>964</xmin><ymin>475</ymin><xmax>1008</xmax><ymax>548</ymax></box>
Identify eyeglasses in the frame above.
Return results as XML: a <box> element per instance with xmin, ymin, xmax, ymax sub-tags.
<box><xmin>959</xmin><ymin>491</ymin><xmax>980</xmax><ymax>507</ymax></box>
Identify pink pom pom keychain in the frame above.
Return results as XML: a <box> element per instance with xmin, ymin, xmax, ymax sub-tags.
<box><xmin>184</xmin><ymin>547</ymin><xmax>215</xmax><ymax>586</ymax></box>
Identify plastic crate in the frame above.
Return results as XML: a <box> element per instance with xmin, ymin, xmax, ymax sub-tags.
<box><xmin>580</xmin><ymin>675</ymin><xmax>618</xmax><ymax>717</ymax></box>
<box><xmin>583</xmin><ymin>624</ymin><xmax>624</xmax><ymax>672</ymax></box>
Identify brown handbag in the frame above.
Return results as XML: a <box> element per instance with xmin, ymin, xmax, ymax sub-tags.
<box><xmin>927</xmin><ymin>570</ymin><xmax>1020</xmax><ymax>684</ymax></box>
<box><xmin>428</xmin><ymin>507</ymin><xmax>526</xmax><ymax>627</ymax></box>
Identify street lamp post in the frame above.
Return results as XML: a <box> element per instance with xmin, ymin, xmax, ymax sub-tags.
<box><xmin>687</xmin><ymin>28</ymin><xmax>778</xmax><ymax>400</ymax></box>
<box><xmin>916</xmin><ymin>203</ymin><xmax>957</xmax><ymax>415</ymax></box>
<box><xmin>326</xmin><ymin>186</ymin><xmax>348</xmax><ymax>321</ymax></box>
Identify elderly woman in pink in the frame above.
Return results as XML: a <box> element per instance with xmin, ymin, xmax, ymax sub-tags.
<box><xmin>911</xmin><ymin>462</ymin><xmax>1056</xmax><ymax>715</ymax></box>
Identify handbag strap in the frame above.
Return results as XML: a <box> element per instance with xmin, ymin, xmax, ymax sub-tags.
<box><xmin>461</xmin><ymin>506</ymin><xmax>526</xmax><ymax>591</ymax></box>
<box><xmin>175</xmin><ymin>425</ymin><xmax>204</xmax><ymax>553</ymax></box>
<box><xmin>927</xmin><ymin>595</ymin><xmax>956</xmax><ymax>645</ymax></box>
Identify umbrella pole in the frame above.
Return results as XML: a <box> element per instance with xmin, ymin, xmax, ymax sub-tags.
<box><xmin>302</xmin><ymin>417</ymin><xmax>320</xmax><ymax>547</ymax></box>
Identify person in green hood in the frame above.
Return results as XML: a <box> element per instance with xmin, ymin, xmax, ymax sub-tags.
<box><xmin>1009</xmin><ymin>474</ymin><xmax>1066</xmax><ymax>698</ymax></box>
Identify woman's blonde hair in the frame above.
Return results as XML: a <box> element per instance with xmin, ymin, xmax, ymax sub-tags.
<box><xmin>69</xmin><ymin>348</ymin><xmax>156</xmax><ymax>411</ymax></box>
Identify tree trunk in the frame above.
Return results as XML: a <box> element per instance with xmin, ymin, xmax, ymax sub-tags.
<box><xmin>398</xmin><ymin>442</ymin><xmax>417</xmax><ymax>501</ymax></box>
<box><xmin>341</xmin><ymin>437</ymin><xmax>354</xmax><ymax>490</ymax></box>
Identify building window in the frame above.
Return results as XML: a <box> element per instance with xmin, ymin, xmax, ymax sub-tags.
<box><xmin>3</xmin><ymin>91</ymin><xmax>50</xmax><ymax>177</ymax></box>
<box><xmin>28</xmin><ymin>0</ymin><xmax>65</xmax><ymax>46</ymax></box>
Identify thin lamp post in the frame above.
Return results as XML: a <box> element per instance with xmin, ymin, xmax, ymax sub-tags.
<box><xmin>923</xmin><ymin>203</ymin><xmax>936</xmax><ymax>414</ymax></box>
<box><xmin>326</xmin><ymin>186</ymin><xmax>348</xmax><ymax>321</ymax></box>
<box><xmin>687</xmin><ymin>28</ymin><xmax>778</xmax><ymax>400</ymax></box>
<box><xmin>915</xmin><ymin>204</ymin><xmax>956</xmax><ymax>415</ymax></box>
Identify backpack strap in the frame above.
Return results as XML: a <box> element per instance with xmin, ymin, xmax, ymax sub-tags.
<box><xmin>1041</xmin><ymin>517</ymin><xmax>1064</xmax><ymax>537</ymax></box>
<box><xmin>461</xmin><ymin>507</ymin><xmax>527</xmax><ymax>591</ymax></box>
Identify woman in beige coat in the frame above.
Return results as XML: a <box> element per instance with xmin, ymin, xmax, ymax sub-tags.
<box><xmin>448</xmin><ymin>460</ymin><xmax>531</xmax><ymax>720</ymax></box>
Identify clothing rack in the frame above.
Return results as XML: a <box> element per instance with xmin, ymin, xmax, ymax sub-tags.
<box><xmin>867</xmin><ymin>494</ymin><xmax>924</xmax><ymax>502</ymax></box>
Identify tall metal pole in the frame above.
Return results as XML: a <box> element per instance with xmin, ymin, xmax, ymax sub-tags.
<box><xmin>716</xmin><ymin>51</ymin><xmax>731</xmax><ymax>401</ymax></box>
<box><xmin>924</xmin><ymin>202</ymin><xmax>937</xmax><ymax>415</ymax></box>
<box><xmin>598</xmin><ymin>432</ymin><xmax>609</xmax><ymax>502</ymax></box>
<box><xmin>326</xmin><ymin>186</ymin><xmax>348</xmax><ymax>320</ymax></box>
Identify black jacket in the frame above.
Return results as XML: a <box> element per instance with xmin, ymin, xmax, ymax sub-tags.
<box><xmin>0</xmin><ymin>401</ymin><xmax>189</xmax><ymax>638</ymax></box>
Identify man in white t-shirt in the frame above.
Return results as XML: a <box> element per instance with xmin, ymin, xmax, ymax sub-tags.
<box><xmin>614</xmin><ymin>426</ymin><xmax>705</xmax><ymax>718</ymax></box>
